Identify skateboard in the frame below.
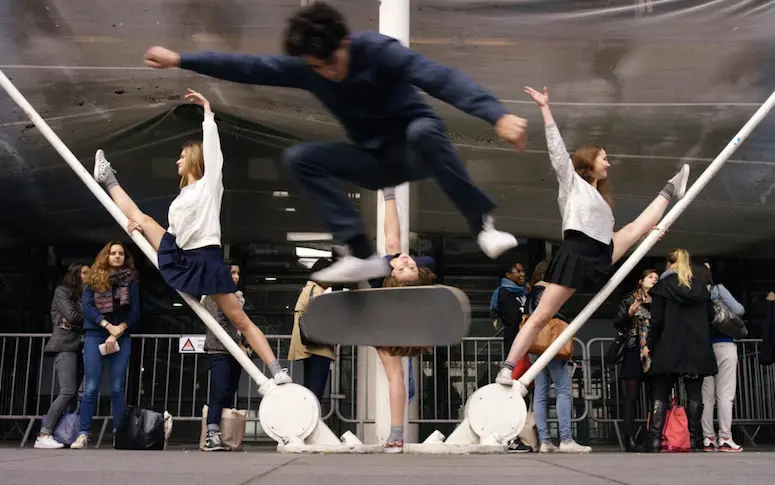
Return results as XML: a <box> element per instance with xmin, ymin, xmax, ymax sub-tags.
<box><xmin>301</xmin><ymin>285</ymin><xmax>471</xmax><ymax>347</ymax></box>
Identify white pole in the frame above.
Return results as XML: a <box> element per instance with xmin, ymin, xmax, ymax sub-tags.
<box><xmin>519</xmin><ymin>90</ymin><xmax>775</xmax><ymax>387</ymax></box>
<box><xmin>364</xmin><ymin>0</ymin><xmax>415</xmax><ymax>445</ymax></box>
<box><xmin>0</xmin><ymin>70</ymin><xmax>271</xmax><ymax>389</ymax></box>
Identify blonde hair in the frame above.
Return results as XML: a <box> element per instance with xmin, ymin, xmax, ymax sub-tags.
<box><xmin>667</xmin><ymin>248</ymin><xmax>692</xmax><ymax>288</ymax></box>
<box><xmin>179</xmin><ymin>141</ymin><xmax>204</xmax><ymax>189</ymax></box>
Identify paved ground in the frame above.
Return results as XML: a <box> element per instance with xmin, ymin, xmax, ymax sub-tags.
<box><xmin>2</xmin><ymin>447</ymin><xmax>775</xmax><ymax>485</ymax></box>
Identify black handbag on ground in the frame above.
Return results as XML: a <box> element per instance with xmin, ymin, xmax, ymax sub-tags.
<box><xmin>114</xmin><ymin>406</ymin><xmax>166</xmax><ymax>450</ymax></box>
<box><xmin>712</xmin><ymin>299</ymin><xmax>748</xmax><ymax>339</ymax></box>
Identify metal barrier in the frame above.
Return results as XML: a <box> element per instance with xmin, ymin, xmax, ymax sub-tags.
<box><xmin>2</xmin><ymin>333</ymin><xmax>774</xmax><ymax>448</ymax></box>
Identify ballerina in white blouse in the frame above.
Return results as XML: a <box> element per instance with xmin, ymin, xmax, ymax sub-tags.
<box><xmin>92</xmin><ymin>89</ymin><xmax>291</xmax><ymax>387</ymax></box>
<box><xmin>497</xmin><ymin>86</ymin><xmax>690</xmax><ymax>386</ymax></box>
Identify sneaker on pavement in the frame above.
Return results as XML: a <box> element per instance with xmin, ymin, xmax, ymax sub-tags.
<box><xmin>718</xmin><ymin>437</ymin><xmax>742</xmax><ymax>453</ymax></box>
<box><xmin>495</xmin><ymin>367</ymin><xmax>514</xmax><ymax>386</ymax></box>
<box><xmin>668</xmin><ymin>164</ymin><xmax>690</xmax><ymax>200</ymax></box>
<box><xmin>311</xmin><ymin>254</ymin><xmax>390</xmax><ymax>283</ymax></box>
<box><xmin>477</xmin><ymin>216</ymin><xmax>518</xmax><ymax>259</ymax></box>
<box><xmin>70</xmin><ymin>433</ymin><xmax>88</xmax><ymax>449</ymax></box>
<box><xmin>539</xmin><ymin>441</ymin><xmax>559</xmax><ymax>453</ymax></box>
<box><xmin>507</xmin><ymin>438</ymin><xmax>533</xmax><ymax>453</ymax></box>
<box><xmin>34</xmin><ymin>435</ymin><xmax>64</xmax><ymax>449</ymax></box>
<box><xmin>202</xmin><ymin>430</ymin><xmax>225</xmax><ymax>451</ymax></box>
<box><xmin>559</xmin><ymin>440</ymin><xmax>591</xmax><ymax>454</ymax></box>
<box><xmin>703</xmin><ymin>436</ymin><xmax>718</xmax><ymax>452</ymax></box>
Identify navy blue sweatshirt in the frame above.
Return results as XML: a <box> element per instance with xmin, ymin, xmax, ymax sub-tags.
<box><xmin>179</xmin><ymin>32</ymin><xmax>508</xmax><ymax>149</ymax></box>
<box><xmin>82</xmin><ymin>281</ymin><xmax>140</xmax><ymax>339</ymax></box>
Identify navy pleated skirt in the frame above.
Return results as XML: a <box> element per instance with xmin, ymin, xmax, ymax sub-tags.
<box><xmin>158</xmin><ymin>232</ymin><xmax>237</xmax><ymax>296</ymax></box>
<box><xmin>545</xmin><ymin>230</ymin><xmax>614</xmax><ymax>292</ymax></box>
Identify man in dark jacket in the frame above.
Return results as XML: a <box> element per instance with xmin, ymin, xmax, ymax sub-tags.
<box><xmin>143</xmin><ymin>2</ymin><xmax>526</xmax><ymax>284</ymax></box>
<box><xmin>644</xmin><ymin>257</ymin><xmax>717</xmax><ymax>452</ymax></box>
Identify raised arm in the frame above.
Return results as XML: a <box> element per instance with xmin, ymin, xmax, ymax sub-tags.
<box><xmin>375</xmin><ymin>36</ymin><xmax>526</xmax><ymax>150</ymax></box>
<box><xmin>144</xmin><ymin>46</ymin><xmax>310</xmax><ymax>89</ymax></box>
<box><xmin>382</xmin><ymin>187</ymin><xmax>402</xmax><ymax>255</ymax></box>
<box><xmin>524</xmin><ymin>86</ymin><xmax>574</xmax><ymax>197</ymax></box>
<box><xmin>185</xmin><ymin>89</ymin><xmax>223</xmax><ymax>187</ymax></box>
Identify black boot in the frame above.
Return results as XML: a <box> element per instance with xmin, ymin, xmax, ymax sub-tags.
<box><xmin>647</xmin><ymin>400</ymin><xmax>668</xmax><ymax>453</ymax></box>
<box><xmin>625</xmin><ymin>434</ymin><xmax>645</xmax><ymax>453</ymax></box>
<box><xmin>687</xmin><ymin>400</ymin><xmax>704</xmax><ymax>452</ymax></box>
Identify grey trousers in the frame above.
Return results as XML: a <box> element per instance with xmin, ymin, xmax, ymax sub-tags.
<box><xmin>41</xmin><ymin>351</ymin><xmax>80</xmax><ymax>435</ymax></box>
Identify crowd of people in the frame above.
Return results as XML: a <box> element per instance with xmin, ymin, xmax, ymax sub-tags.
<box><xmin>490</xmin><ymin>249</ymin><xmax>747</xmax><ymax>454</ymax></box>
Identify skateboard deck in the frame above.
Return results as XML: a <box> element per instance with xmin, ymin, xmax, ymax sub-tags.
<box><xmin>301</xmin><ymin>285</ymin><xmax>471</xmax><ymax>347</ymax></box>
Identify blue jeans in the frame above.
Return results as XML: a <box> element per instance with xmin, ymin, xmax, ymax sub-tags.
<box><xmin>531</xmin><ymin>354</ymin><xmax>573</xmax><ymax>443</ymax></box>
<box><xmin>206</xmin><ymin>354</ymin><xmax>242</xmax><ymax>429</ymax></box>
<box><xmin>303</xmin><ymin>354</ymin><xmax>332</xmax><ymax>402</ymax></box>
<box><xmin>79</xmin><ymin>334</ymin><xmax>131</xmax><ymax>434</ymax></box>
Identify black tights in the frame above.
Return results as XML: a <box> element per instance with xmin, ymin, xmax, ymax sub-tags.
<box><xmin>650</xmin><ymin>374</ymin><xmax>702</xmax><ymax>404</ymax></box>
<box><xmin>622</xmin><ymin>379</ymin><xmax>642</xmax><ymax>437</ymax></box>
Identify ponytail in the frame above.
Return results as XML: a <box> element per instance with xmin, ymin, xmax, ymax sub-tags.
<box><xmin>667</xmin><ymin>248</ymin><xmax>693</xmax><ymax>288</ymax></box>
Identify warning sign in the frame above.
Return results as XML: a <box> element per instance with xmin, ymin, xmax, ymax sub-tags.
<box><xmin>178</xmin><ymin>335</ymin><xmax>206</xmax><ymax>354</ymax></box>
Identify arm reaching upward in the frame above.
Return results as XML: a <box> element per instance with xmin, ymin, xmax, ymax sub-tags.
<box><xmin>185</xmin><ymin>89</ymin><xmax>223</xmax><ymax>187</ymax></box>
<box><xmin>383</xmin><ymin>187</ymin><xmax>402</xmax><ymax>255</ymax></box>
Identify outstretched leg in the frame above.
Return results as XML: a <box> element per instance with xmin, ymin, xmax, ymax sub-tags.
<box><xmin>93</xmin><ymin>150</ymin><xmax>166</xmax><ymax>251</ymax></box>
<box><xmin>611</xmin><ymin>164</ymin><xmax>690</xmax><ymax>263</ymax></box>
<box><xmin>376</xmin><ymin>348</ymin><xmax>406</xmax><ymax>453</ymax></box>
<box><xmin>496</xmin><ymin>283</ymin><xmax>575</xmax><ymax>385</ymax></box>
<box><xmin>210</xmin><ymin>293</ymin><xmax>291</xmax><ymax>384</ymax></box>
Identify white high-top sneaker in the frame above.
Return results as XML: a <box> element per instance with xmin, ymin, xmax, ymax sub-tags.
<box><xmin>311</xmin><ymin>254</ymin><xmax>391</xmax><ymax>283</ymax></box>
<box><xmin>495</xmin><ymin>367</ymin><xmax>514</xmax><ymax>386</ymax></box>
<box><xmin>272</xmin><ymin>368</ymin><xmax>292</xmax><ymax>385</ymax></box>
<box><xmin>477</xmin><ymin>216</ymin><xmax>518</xmax><ymax>259</ymax></box>
<box><xmin>668</xmin><ymin>164</ymin><xmax>690</xmax><ymax>199</ymax></box>
<box><xmin>718</xmin><ymin>437</ymin><xmax>742</xmax><ymax>453</ymax></box>
<box><xmin>93</xmin><ymin>149</ymin><xmax>116</xmax><ymax>185</ymax></box>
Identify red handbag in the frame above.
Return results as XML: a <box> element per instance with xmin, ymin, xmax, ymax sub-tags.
<box><xmin>511</xmin><ymin>353</ymin><xmax>534</xmax><ymax>390</ymax></box>
<box><xmin>647</xmin><ymin>397</ymin><xmax>691</xmax><ymax>452</ymax></box>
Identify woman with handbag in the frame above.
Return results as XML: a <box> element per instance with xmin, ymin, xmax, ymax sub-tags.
<box><xmin>611</xmin><ymin>269</ymin><xmax>659</xmax><ymax>452</ymax></box>
<box><xmin>699</xmin><ymin>260</ymin><xmax>745</xmax><ymax>452</ymax></box>
<box><xmin>35</xmin><ymin>262</ymin><xmax>90</xmax><ymax>449</ymax></box>
<box><xmin>288</xmin><ymin>258</ymin><xmax>336</xmax><ymax>404</ymax></box>
<box><xmin>642</xmin><ymin>249</ymin><xmax>717</xmax><ymax>452</ymax></box>
<box><xmin>526</xmin><ymin>261</ymin><xmax>591</xmax><ymax>454</ymax></box>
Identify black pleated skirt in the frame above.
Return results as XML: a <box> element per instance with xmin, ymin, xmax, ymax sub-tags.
<box><xmin>545</xmin><ymin>230</ymin><xmax>614</xmax><ymax>292</ymax></box>
<box><xmin>157</xmin><ymin>232</ymin><xmax>236</xmax><ymax>296</ymax></box>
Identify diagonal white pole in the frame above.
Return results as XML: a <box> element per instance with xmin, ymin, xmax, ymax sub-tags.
<box><xmin>519</xmin><ymin>90</ymin><xmax>775</xmax><ymax>387</ymax></box>
<box><xmin>0</xmin><ymin>70</ymin><xmax>272</xmax><ymax>389</ymax></box>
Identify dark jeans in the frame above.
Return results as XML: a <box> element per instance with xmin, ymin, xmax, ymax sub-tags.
<box><xmin>79</xmin><ymin>334</ymin><xmax>131</xmax><ymax>434</ymax></box>
<box><xmin>303</xmin><ymin>354</ymin><xmax>332</xmax><ymax>402</ymax></box>
<box><xmin>206</xmin><ymin>354</ymin><xmax>242</xmax><ymax>429</ymax></box>
<box><xmin>41</xmin><ymin>351</ymin><xmax>83</xmax><ymax>435</ymax></box>
<box><xmin>282</xmin><ymin>117</ymin><xmax>496</xmax><ymax>252</ymax></box>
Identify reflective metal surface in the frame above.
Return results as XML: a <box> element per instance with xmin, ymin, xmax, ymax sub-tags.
<box><xmin>1</xmin><ymin>1</ymin><xmax>775</xmax><ymax>256</ymax></box>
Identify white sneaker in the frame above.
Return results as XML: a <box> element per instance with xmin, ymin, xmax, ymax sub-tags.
<box><xmin>559</xmin><ymin>440</ymin><xmax>592</xmax><ymax>454</ymax></box>
<box><xmin>34</xmin><ymin>435</ymin><xmax>64</xmax><ymax>449</ymax></box>
<box><xmin>495</xmin><ymin>367</ymin><xmax>514</xmax><ymax>386</ymax></box>
<box><xmin>703</xmin><ymin>436</ymin><xmax>718</xmax><ymax>452</ymax></box>
<box><xmin>477</xmin><ymin>216</ymin><xmax>518</xmax><ymax>259</ymax></box>
<box><xmin>311</xmin><ymin>254</ymin><xmax>390</xmax><ymax>283</ymax></box>
<box><xmin>70</xmin><ymin>433</ymin><xmax>88</xmax><ymax>449</ymax></box>
<box><xmin>163</xmin><ymin>411</ymin><xmax>173</xmax><ymax>441</ymax></box>
<box><xmin>718</xmin><ymin>437</ymin><xmax>742</xmax><ymax>453</ymax></box>
<box><xmin>272</xmin><ymin>368</ymin><xmax>292</xmax><ymax>385</ymax></box>
<box><xmin>539</xmin><ymin>441</ymin><xmax>559</xmax><ymax>453</ymax></box>
<box><xmin>667</xmin><ymin>164</ymin><xmax>690</xmax><ymax>199</ymax></box>
<box><xmin>93</xmin><ymin>149</ymin><xmax>116</xmax><ymax>185</ymax></box>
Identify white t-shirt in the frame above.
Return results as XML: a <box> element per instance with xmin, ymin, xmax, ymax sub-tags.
<box><xmin>545</xmin><ymin>123</ymin><xmax>615</xmax><ymax>245</ymax></box>
<box><xmin>167</xmin><ymin>112</ymin><xmax>224</xmax><ymax>250</ymax></box>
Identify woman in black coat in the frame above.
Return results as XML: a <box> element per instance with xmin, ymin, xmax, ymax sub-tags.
<box><xmin>643</xmin><ymin>248</ymin><xmax>717</xmax><ymax>452</ymax></box>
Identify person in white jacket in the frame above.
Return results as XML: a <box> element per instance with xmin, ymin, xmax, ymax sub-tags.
<box><xmin>90</xmin><ymin>89</ymin><xmax>289</xmax><ymax>388</ymax></box>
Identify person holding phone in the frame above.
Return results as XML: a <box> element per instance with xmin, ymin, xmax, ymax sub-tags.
<box><xmin>72</xmin><ymin>241</ymin><xmax>140</xmax><ymax>449</ymax></box>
